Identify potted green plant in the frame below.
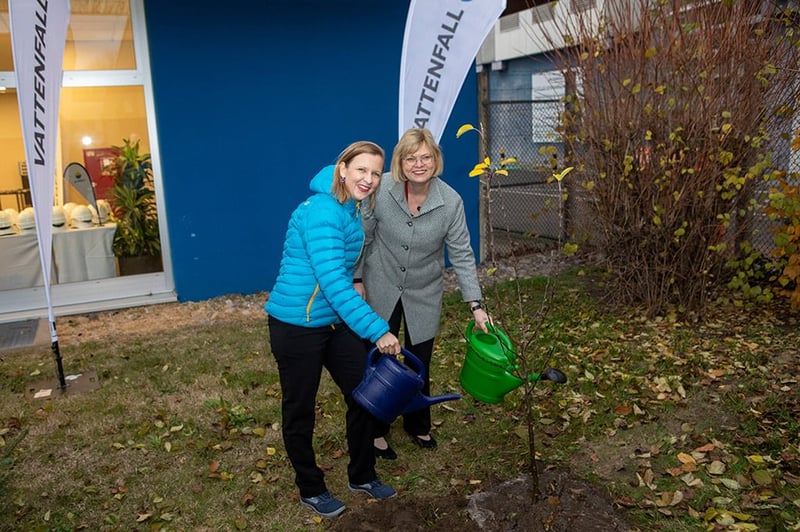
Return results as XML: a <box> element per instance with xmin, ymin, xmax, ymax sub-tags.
<box><xmin>106</xmin><ymin>137</ymin><xmax>162</xmax><ymax>275</ymax></box>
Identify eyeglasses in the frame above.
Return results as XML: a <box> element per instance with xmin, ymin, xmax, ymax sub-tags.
<box><xmin>403</xmin><ymin>154</ymin><xmax>433</xmax><ymax>165</ymax></box>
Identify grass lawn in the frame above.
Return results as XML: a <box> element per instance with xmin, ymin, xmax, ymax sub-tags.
<box><xmin>1</xmin><ymin>268</ymin><xmax>798</xmax><ymax>531</ymax></box>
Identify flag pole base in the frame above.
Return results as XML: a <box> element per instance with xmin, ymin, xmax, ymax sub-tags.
<box><xmin>25</xmin><ymin>369</ymin><xmax>100</xmax><ymax>400</ymax></box>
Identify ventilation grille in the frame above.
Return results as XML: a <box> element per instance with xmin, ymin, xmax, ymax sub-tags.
<box><xmin>532</xmin><ymin>3</ymin><xmax>555</xmax><ymax>23</ymax></box>
<box><xmin>571</xmin><ymin>0</ymin><xmax>595</xmax><ymax>12</ymax></box>
<box><xmin>499</xmin><ymin>12</ymin><xmax>520</xmax><ymax>32</ymax></box>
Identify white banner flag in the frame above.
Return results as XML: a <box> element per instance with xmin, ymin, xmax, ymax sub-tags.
<box><xmin>10</xmin><ymin>0</ymin><xmax>70</xmax><ymax>329</ymax></box>
<box><xmin>398</xmin><ymin>0</ymin><xmax>505</xmax><ymax>143</ymax></box>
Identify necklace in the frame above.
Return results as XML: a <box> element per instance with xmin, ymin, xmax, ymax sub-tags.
<box><xmin>404</xmin><ymin>181</ymin><xmax>425</xmax><ymax>216</ymax></box>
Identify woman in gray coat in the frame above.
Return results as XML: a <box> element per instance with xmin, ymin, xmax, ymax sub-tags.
<box><xmin>356</xmin><ymin>128</ymin><xmax>491</xmax><ymax>458</ymax></box>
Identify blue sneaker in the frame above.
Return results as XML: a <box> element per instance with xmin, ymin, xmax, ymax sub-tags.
<box><xmin>348</xmin><ymin>479</ymin><xmax>397</xmax><ymax>499</ymax></box>
<box><xmin>300</xmin><ymin>491</ymin><xmax>345</xmax><ymax>518</ymax></box>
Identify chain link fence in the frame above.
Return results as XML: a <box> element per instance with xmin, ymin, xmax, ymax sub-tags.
<box><xmin>483</xmin><ymin>100</ymin><xmax>788</xmax><ymax>261</ymax></box>
<box><xmin>483</xmin><ymin>101</ymin><xmax>560</xmax><ymax>256</ymax></box>
<box><xmin>483</xmin><ymin>100</ymin><xmax>579</xmax><ymax>257</ymax></box>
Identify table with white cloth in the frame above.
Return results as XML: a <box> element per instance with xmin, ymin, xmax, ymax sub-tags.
<box><xmin>52</xmin><ymin>223</ymin><xmax>118</xmax><ymax>283</ymax></box>
<box><xmin>0</xmin><ymin>223</ymin><xmax>118</xmax><ymax>289</ymax></box>
<box><xmin>0</xmin><ymin>230</ymin><xmax>45</xmax><ymax>290</ymax></box>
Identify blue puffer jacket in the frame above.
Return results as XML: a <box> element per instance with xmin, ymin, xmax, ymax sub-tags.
<box><xmin>265</xmin><ymin>165</ymin><xmax>390</xmax><ymax>343</ymax></box>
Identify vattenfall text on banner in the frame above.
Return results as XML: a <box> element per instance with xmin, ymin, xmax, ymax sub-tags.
<box><xmin>9</xmin><ymin>0</ymin><xmax>70</xmax><ymax>328</ymax></box>
<box><xmin>398</xmin><ymin>0</ymin><xmax>505</xmax><ymax>143</ymax></box>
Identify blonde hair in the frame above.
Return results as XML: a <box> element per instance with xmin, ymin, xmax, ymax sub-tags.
<box><xmin>331</xmin><ymin>141</ymin><xmax>385</xmax><ymax>205</ymax></box>
<box><xmin>390</xmin><ymin>128</ymin><xmax>444</xmax><ymax>182</ymax></box>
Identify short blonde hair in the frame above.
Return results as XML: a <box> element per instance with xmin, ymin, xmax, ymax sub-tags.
<box><xmin>331</xmin><ymin>141</ymin><xmax>385</xmax><ymax>204</ymax></box>
<box><xmin>390</xmin><ymin>128</ymin><xmax>444</xmax><ymax>182</ymax></box>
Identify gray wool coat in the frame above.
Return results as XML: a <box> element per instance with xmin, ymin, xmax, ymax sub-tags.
<box><xmin>357</xmin><ymin>175</ymin><xmax>482</xmax><ymax>345</ymax></box>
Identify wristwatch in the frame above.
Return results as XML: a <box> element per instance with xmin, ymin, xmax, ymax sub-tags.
<box><xmin>470</xmin><ymin>301</ymin><xmax>481</xmax><ymax>312</ymax></box>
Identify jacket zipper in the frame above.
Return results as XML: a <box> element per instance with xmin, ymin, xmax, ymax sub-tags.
<box><xmin>306</xmin><ymin>284</ymin><xmax>320</xmax><ymax>323</ymax></box>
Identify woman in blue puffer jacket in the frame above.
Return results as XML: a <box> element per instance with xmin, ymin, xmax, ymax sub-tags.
<box><xmin>265</xmin><ymin>140</ymin><xmax>401</xmax><ymax>519</ymax></box>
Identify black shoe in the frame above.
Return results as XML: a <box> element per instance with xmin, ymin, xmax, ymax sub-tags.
<box><xmin>374</xmin><ymin>443</ymin><xmax>397</xmax><ymax>460</ymax></box>
<box><xmin>410</xmin><ymin>434</ymin><xmax>437</xmax><ymax>449</ymax></box>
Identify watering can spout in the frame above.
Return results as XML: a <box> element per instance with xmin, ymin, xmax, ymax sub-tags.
<box><xmin>403</xmin><ymin>392</ymin><xmax>461</xmax><ymax>414</ymax></box>
<box><xmin>528</xmin><ymin>367</ymin><xmax>568</xmax><ymax>384</ymax></box>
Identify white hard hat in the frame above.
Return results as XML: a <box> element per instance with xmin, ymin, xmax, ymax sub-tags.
<box><xmin>0</xmin><ymin>211</ymin><xmax>14</xmax><ymax>236</ymax></box>
<box><xmin>64</xmin><ymin>201</ymin><xmax>78</xmax><ymax>225</ymax></box>
<box><xmin>95</xmin><ymin>199</ymin><xmax>111</xmax><ymax>224</ymax></box>
<box><xmin>2</xmin><ymin>208</ymin><xmax>18</xmax><ymax>226</ymax></box>
<box><xmin>89</xmin><ymin>200</ymin><xmax>112</xmax><ymax>224</ymax></box>
<box><xmin>52</xmin><ymin>206</ymin><xmax>67</xmax><ymax>230</ymax></box>
<box><xmin>18</xmin><ymin>207</ymin><xmax>36</xmax><ymax>231</ymax></box>
<box><xmin>70</xmin><ymin>205</ymin><xmax>94</xmax><ymax>228</ymax></box>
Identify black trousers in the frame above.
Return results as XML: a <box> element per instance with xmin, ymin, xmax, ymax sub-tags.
<box><xmin>268</xmin><ymin>316</ymin><xmax>377</xmax><ymax>498</ymax></box>
<box><xmin>374</xmin><ymin>299</ymin><xmax>435</xmax><ymax>439</ymax></box>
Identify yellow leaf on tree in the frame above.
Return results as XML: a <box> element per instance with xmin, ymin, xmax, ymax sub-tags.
<box><xmin>563</xmin><ymin>242</ymin><xmax>579</xmax><ymax>256</ymax></box>
<box><xmin>553</xmin><ymin>166</ymin><xmax>574</xmax><ymax>181</ymax></box>
<box><xmin>456</xmin><ymin>124</ymin><xmax>476</xmax><ymax>138</ymax></box>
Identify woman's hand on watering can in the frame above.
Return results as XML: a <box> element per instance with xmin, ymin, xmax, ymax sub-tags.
<box><xmin>471</xmin><ymin>306</ymin><xmax>492</xmax><ymax>333</ymax></box>
<box><xmin>376</xmin><ymin>332</ymin><xmax>401</xmax><ymax>355</ymax></box>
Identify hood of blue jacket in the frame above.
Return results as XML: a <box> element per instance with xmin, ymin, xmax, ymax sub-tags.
<box><xmin>310</xmin><ymin>165</ymin><xmax>335</xmax><ymax>194</ymax></box>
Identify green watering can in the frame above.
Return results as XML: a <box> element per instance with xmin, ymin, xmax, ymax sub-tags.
<box><xmin>459</xmin><ymin>320</ymin><xmax>567</xmax><ymax>404</ymax></box>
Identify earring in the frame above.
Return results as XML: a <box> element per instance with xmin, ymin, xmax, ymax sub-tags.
<box><xmin>340</xmin><ymin>175</ymin><xmax>346</xmax><ymax>183</ymax></box>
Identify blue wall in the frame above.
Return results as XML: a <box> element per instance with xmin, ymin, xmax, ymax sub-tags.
<box><xmin>144</xmin><ymin>0</ymin><xmax>480</xmax><ymax>301</ymax></box>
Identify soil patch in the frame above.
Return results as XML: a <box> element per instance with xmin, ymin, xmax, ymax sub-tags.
<box><xmin>330</xmin><ymin>468</ymin><xmax>634</xmax><ymax>531</ymax></box>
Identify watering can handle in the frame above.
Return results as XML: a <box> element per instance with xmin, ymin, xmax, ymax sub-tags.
<box><xmin>366</xmin><ymin>346</ymin><xmax>425</xmax><ymax>380</ymax></box>
<box><xmin>366</xmin><ymin>346</ymin><xmax>380</xmax><ymax>366</ymax></box>
<box><xmin>467</xmin><ymin>319</ymin><xmax>502</xmax><ymax>335</ymax></box>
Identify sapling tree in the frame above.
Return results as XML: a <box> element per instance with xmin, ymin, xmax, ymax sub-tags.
<box><xmin>457</xmin><ymin>123</ymin><xmax>572</xmax><ymax>502</ymax></box>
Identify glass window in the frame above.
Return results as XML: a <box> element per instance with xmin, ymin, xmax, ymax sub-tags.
<box><xmin>66</xmin><ymin>0</ymin><xmax>135</xmax><ymax>71</ymax></box>
<box><xmin>0</xmin><ymin>3</ymin><xmax>11</xmax><ymax>71</ymax></box>
<box><xmin>61</xmin><ymin>86</ymin><xmax>149</xmax><ymax>202</ymax></box>
<box><xmin>0</xmin><ymin>0</ymin><xmax>162</xmax><ymax>291</ymax></box>
<box><xmin>1</xmin><ymin>0</ymin><xmax>134</xmax><ymax>72</ymax></box>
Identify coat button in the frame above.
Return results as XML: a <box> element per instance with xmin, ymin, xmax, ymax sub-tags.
<box><xmin>400</xmin><ymin>267</ymin><xmax>406</xmax><ymax>272</ymax></box>
<box><xmin>402</xmin><ymin>245</ymin><xmax>408</xmax><ymax>250</ymax></box>
<box><xmin>407</xmin><ymin>221</ymin><xmax>413</xmax><ymax>226</ymax></box>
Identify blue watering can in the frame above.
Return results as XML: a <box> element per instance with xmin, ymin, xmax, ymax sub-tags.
<box><xmin>353</xmin><ymin>347</ymin><xmax>461</xmax><ymax>424</ymax></box>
